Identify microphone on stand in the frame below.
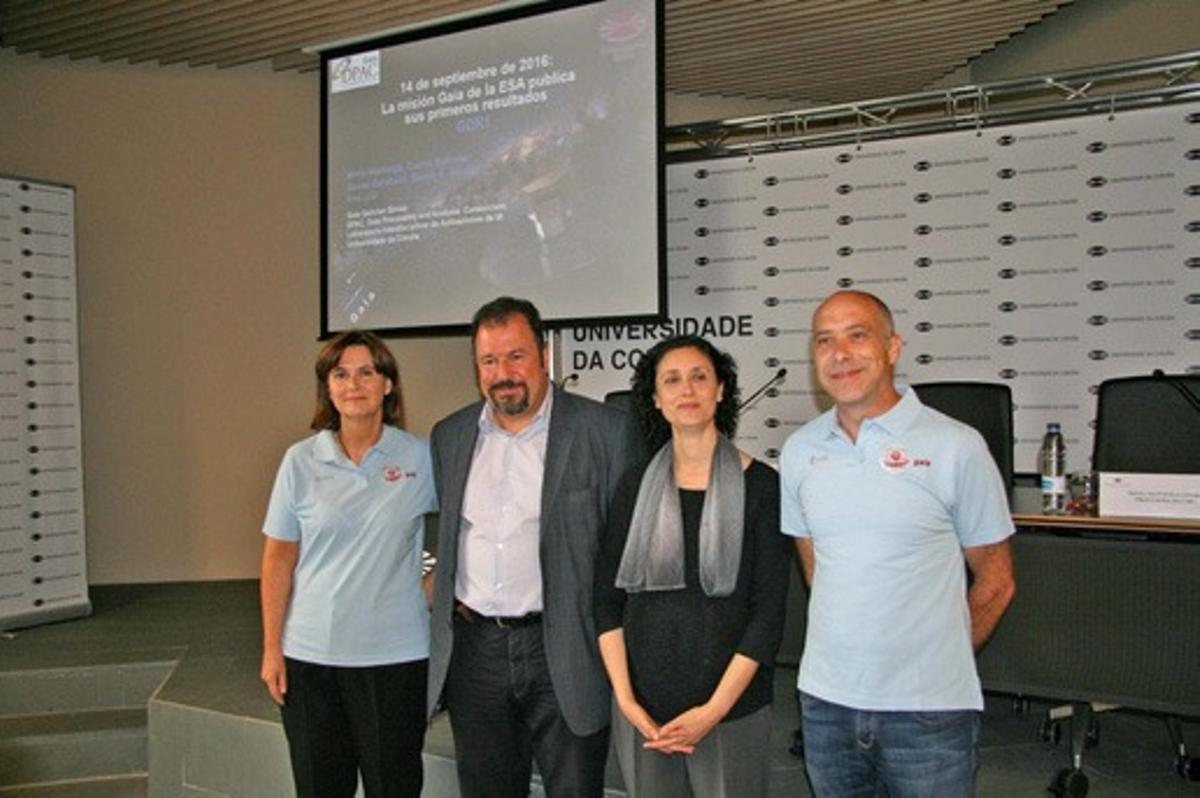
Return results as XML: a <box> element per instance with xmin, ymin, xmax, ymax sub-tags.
<box><xmin>738</xmin><ymin>367</ymin><xmax>787</xmax><ymax>412</ymax></box>
<box><xmin>558</xmin><ymin>373</ymin><xmax>579</xmax><ymax>390</ymax></box>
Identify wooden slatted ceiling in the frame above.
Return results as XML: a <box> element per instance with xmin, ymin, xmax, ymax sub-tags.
<box><xmin>665</xmin><ymin>0</ymin><xmax>1077</xmax><ymax>102</ymax></box>
<box><xmin>0</xmin><ymin>0</ymin><xmax>1076</xmax><ymax>104</ymax></box>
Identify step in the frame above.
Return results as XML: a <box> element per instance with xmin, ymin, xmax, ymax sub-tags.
<box><xmin>0</xmin><ymin>774</ymin><xmax>147</xmax><ymax>797</ymax></box>
<box><xmin>0</xmin><ymin>663</ymin><xmax>174</xmax><ymax>718</ymax></box>
<box><xmin>0</xmin><ymin>709</ymin><xmax>146</xmax><ymax>787</ymax></box>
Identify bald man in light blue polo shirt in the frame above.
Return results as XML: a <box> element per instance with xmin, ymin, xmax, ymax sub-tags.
<box><xmin>780</xmin><ymin>290</ymin><xmax>1015</xmax><ymax>797</ymax></box>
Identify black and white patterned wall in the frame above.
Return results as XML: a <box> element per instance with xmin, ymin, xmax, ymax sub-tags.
<box><xmin>564</xmin><ymin>102</ymin><xmax>1200</xmax><ymax>473</ymax></box>
<box><xmin>0</xmin><ymin>176</ymin><xmax>89</xmax><ymax>631</ymax></box>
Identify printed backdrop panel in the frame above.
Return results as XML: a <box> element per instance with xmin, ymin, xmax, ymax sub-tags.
<box><xmin>564</xmin><ymin>102</ymin><xmax>1200</xmax><ymax>473</ymax></box>
<box><xmin>0</xmin><ymin>176</ymin><xmax>89</xmax><ymax>631</ymax></box>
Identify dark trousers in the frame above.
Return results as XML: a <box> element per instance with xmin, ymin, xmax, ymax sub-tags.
<box><xmin>280</xmin><ymin>657</ymin><xmax>428</xmax><ymax>798</ymax></box>
<box><xmin>444</xmin><ymin>614</ymin><xmax>610</xmax><ymax>797</ymax></box>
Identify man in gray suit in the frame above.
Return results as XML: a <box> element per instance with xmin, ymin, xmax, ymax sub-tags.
<box><xmin>427</xmin><ymin>296</ymin><xmax>642</xmax><ymax>797</ymax></box>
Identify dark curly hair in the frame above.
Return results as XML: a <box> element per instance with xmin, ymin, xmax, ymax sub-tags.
<box><xmin>630</xmin><ymin>334</ymin><xmax>740</xmax><ymax>452</ymax></box>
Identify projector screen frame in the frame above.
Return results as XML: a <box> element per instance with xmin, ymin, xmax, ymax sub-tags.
<box><xmin>319</xmin><ymin>0</ymin><xmax>667</xmax><ymax>339</ymax></box>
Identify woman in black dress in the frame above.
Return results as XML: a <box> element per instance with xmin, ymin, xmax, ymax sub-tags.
<box><xmin>595</xmin><ymin>334</ymin><xmax>791</xmax><ymax>798</ymax></box>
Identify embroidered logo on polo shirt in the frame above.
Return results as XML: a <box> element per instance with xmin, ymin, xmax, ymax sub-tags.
<box><xmin>880</xmin><ymin>448</ymin><xmax>932</xmax><ymax>471</ymax></box>
<box><xmin>880</xmin><ymin>447</ymin><xmax>911</xmax><ymax>471</ymax></box>
<box><xmin>382</xmin><ymin>465</ymin><xmax>417</xmax><ymax>482</ymax></box>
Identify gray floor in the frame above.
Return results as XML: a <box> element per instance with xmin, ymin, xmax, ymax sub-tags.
<box><xmin>2</xmin><ymin>581</ymin><xmax>1197</xmax><ymax>796</ymax></box>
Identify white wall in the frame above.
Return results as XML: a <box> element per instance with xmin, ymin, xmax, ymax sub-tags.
<box><xmin>0</xmin><ymin>50</ymin><xmax>478</xmax><ymax>582</ymax></box>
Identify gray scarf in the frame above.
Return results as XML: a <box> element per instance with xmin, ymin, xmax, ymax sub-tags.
<box><xmin>615</xmin><ymin>436</ymin><xmax>744</xmax><ymax>597</ymax></box>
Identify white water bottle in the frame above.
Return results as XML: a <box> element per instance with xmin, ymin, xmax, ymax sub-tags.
<box><xmin>1039</xmin><ymin>422</ymin><xmax>1066</xmax><ymax>515</ymax></box>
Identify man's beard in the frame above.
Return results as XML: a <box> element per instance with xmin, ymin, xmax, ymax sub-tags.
<box><xmin>488</xmin><ymin>380</ymin><xmax>530</xmax><ymax>416</ymax></box>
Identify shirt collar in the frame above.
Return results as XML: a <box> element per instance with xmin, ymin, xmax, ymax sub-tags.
<box><xmin>314</xmin><ymin>426</ymin><xmax>399</xmax><ymax>464</ymax></box>
<box><xmin>862</xmin><ymin>383</ymin><xmax>921</xmax><ymax>437</ymax></box>
<box><xmin>478</xmin><ymin>385</ymin><xmax>554</xmax><ymax>440</ymax></box>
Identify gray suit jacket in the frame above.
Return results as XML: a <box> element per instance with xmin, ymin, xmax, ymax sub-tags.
<box><xmin>427</xmin><ymin>386</ymin><xmax>642</xmax><ymax>736</ymax></box>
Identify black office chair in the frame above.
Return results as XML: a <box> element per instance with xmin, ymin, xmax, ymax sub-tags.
<box><xmin>911</xmin><ymin>381</ymin><xmax>1014</xmax><ymax>489</ymax></box>
<box><xmin>604</xmin><ymin>389</ymin><xmax>634</xmax><ymax>416</ymax></box>
<box><xmin>1092</xmin><ymin>373</ymin><xmax>1200</xmax><ymax>473</ymax></box>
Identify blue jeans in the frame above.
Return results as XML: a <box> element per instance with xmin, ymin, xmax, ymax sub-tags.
<box><xmin>799</xmin><ymin>692</ymin><xmax>978</xmax><ymax>798</ymax></box>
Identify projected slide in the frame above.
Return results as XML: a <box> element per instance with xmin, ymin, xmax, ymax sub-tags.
<box><xmin>324</xmin><ymin>0</ymin><xmax>660</xmax><ymax>333</ymax></box>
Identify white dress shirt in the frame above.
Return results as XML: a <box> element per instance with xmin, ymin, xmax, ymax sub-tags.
<box><xmin>456</xmin><ymin>390</ymin><xmax>552</xmax><ymax>616</ymax></box>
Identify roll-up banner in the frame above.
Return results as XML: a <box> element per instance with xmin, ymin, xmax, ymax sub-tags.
<box><xmin>0</xmin><ymin>176</ymin><xmax>90</xmax><ymax>632</ymax></box>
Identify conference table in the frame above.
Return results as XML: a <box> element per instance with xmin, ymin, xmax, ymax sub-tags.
<box><xmin>977</xmin><ymin>489</ymin><xmax>1200</xmax><ymax>719</ymax></box>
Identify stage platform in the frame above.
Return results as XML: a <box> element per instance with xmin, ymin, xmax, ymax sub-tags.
<box><xmin>1</xmin><ymin>581</ymin><xmax>1196</xmax><ymax>796</ymax></box>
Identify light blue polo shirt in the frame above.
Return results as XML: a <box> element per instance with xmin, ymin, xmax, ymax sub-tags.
<box><xmin>264</xmin><ymin>426</ymin><xmax>437</xmax><ymax>667</ymax></box>
<box><xmin>780</xmin><ymin>386</ymin><xmax>1013</xmax><ymax>711</ymax></box>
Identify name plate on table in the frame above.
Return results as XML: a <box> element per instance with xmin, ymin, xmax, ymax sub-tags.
<box><xmin>1099</xmin><ymin>472</ymin><xmax>1200</xmax><ymax>519</ymax></box>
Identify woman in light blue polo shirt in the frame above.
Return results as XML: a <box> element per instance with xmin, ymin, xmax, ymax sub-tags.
<box><xmin>260</xmin><ymin>330</ymin><xmax>436</xmax><ymax>798</ymax></box>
